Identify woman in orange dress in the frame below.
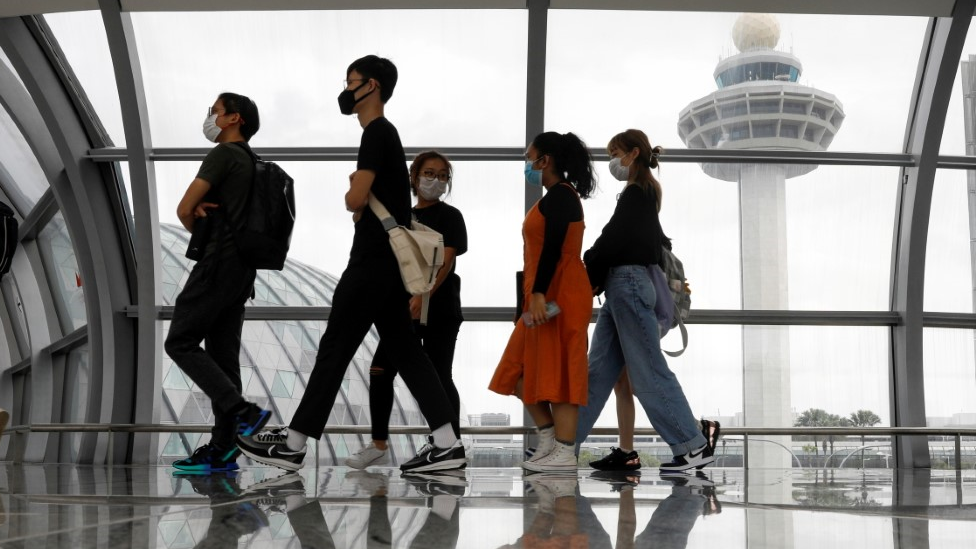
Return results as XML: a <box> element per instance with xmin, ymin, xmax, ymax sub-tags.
<box><xmin>489</xmin><ymin>131</ymin><xmax>595</xmax><ymax>473</ymax></box>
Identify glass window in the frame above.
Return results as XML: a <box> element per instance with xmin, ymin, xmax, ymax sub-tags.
<box><xmin>59</xmin><ymin>343</ymin><xmax>90</xmax><ymax>461</ymax></box>
<box><xmin>130</xmin><ymin>10</ymin><xmax>527</xmax><ymax>147</ymax></box>
<box><xmin>940</xmin><ymin>20</ymin><xmax>976</xmax><ymax>156</ymax></box>
<box><xmin>925</xmin><ymin>170</ymin><xmax>975</xmax><ymax>313</ymax></box>
<box><xmin>0</xmin><ymin>276</ymin><xmax>30</xmax><ymax>361</ymax></box>
<box><xmin>923</xmin><ymin>328</ymin><xmax>976</xmax><ymax>428</ymax></box>
<box><xmin>37</xmin><ymin>212</ymin><xmax>87</xmax><ymax>333</ymax></box>
<box><xmin>155</xmin><ymin>160</ymin><xmax>527</xmax><ymax>308</ymax></box>
<box><xmin>584</xmin><ymin>162</ymin><xmax>897</xmax><ymax>312</ymax></box>
<box><xmin>547</xmin><ymin>11</ymin><xmax>926</xmax><ymax>153</ymax></box>
<box><xmin>0</xmin><ymin>102</ymin><xmax>48</xmax><ymax>208</ymax></box>
<box><xmin>44</xmin><ymin>12</ymin><xmax>126</xmax><ymax>146</ymax></box>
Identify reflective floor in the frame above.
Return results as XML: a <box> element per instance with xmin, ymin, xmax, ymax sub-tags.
<box><xmin>1</xmin><ymin>464</ymin><xmax>975</xmax><ymax>548</ymax></box>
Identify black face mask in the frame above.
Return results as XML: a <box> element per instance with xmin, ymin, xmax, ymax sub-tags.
<box><xmin>338</xmin><ymin>81</ymin><xmax>373</xmax><ymax>115</ymax></box>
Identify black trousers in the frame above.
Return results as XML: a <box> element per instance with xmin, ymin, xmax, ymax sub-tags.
<box><xmin>164</xmin><ymin>252</ymin><xmax>255</xmax><ymax>449</ymax></box>
<box><xmin>369</xmin><ymin>319</ymin><xmax>462</xmax><ymax>440</ymax></box>
<box><xmin>290</xmin><ymin>248</ymin><xmax>453</xmax><ymax>440</ymax></box>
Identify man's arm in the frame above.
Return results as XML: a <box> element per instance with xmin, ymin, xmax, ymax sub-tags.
<box><xmin>176</xmin><ymin>177</ymin><xmax>214</xmax><ymax>231</ymax></box>
<box><xmin>345</xmin><ymin>169</ymin><xmax>376</xmax><ymax>214</ymax></box>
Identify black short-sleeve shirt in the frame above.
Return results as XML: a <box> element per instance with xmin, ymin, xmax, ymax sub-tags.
<box><xmin>195</xmin><ymin>142</ymin><xmax>254</xmax><ymax>259</ymax></box>
<box><xmin>413</xmin><ymin>201</ymin><xmax>468</xmax><ymax>323</ymax></box>
<box><xmin>351</xmin><ymin>117</ymin><xmax>412</xmax><ymax>259</ymax></box>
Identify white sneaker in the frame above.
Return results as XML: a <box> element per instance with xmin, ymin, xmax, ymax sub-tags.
<box><xmin>344</xmin><ymin>443</ymin><xmax>390</xmax><ymax>470</ymax></box>
<box><xmin>526</xmin><ymin>473</ymin><xmax>578</xmax><ymax>514</ymax></box>
<box><xmin>525</xmin><ymin>427</ymin><xmax>556</xmax><ymax>463</ymax></box>
<box><xmin>522</xmin><ymin>441</ymin><xmax>578</xmax><ymax>472</ymax></box>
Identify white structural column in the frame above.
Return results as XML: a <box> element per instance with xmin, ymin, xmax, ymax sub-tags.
<box><xmin>891</xmin><ymin>3</ymin><xmax>973</xmax><ymax>469</ymax></box>
<box><xmin>739</xmin><ymin>164</ymin><xmax>792</xmax><ymax>471</ymax></box>
<box><xmin>98</xmin><ymin>0</ymin><xmax>163</xmax><ymax>464</ymax></box>
<box><xmin>0</xmin><ymin>16</ymin><xmax>137</xmax><ymax>463</ymax></box>
<box><xmin>739</xmin><ymin>164</ymin><xmax>794</xmax><ymax>549</ymax></box>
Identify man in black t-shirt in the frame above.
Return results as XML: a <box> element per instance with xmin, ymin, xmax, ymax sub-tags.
<box><xmin>165</xmin><ymin>93</ymin><xmax>271</xmax><ymax>473</ymax></box>
<box><xmin>238</xmin><ymin>56</ymin><xmax>465</xmax><ymax>473</ymax></box>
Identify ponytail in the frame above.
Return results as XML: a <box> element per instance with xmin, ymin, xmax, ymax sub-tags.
<box><xmin>531</xmin><ymin>131</ymin><xmax>596</xmax><ymax>199</ymax></box>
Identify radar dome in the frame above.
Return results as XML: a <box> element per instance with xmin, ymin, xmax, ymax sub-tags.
<box><xmin>732</xmin><ymin>13</ymin><xmax>780</xmax><ymax>52</ymax></box>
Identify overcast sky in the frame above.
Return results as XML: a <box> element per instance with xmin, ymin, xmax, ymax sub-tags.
<box><xmin>36</xmin><ymin>8</ymin><xmax>976</xmax><ymax>427</ymax></box>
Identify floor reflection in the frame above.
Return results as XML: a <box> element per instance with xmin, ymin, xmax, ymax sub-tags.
<box><xmin>1</xmin><ymin>464</ymin><xmax>974</xmax><ymax>548</ymax></box>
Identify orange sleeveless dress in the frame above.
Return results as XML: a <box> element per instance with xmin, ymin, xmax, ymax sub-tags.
<box><xmin>489</xmin><ymin>184</ymin><xmax>591</xmax><ymax>405</ymax></box>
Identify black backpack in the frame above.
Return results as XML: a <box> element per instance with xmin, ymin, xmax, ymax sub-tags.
<box><xmin>231</xmin><ymin>143</ymin><xmax>296</xmax><ymax>270</ymax></box>
<box><xmin>0</xmin><ymin>201</ymin><xmax>18</xmax><ymax>277</ymax></box>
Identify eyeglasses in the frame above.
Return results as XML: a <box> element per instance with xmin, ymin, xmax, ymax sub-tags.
<box><xmin>343</xmin><ymin>78</ymin><xmax>366</xmax><ymax>88</ymax></box>
<box><xmin>421</xmin><ymin>169</ymin><xmax>451</xmax><ymax>183</ymax></box>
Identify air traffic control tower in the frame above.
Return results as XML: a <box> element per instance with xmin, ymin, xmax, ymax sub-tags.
<box><xmin>678</xmin><ymin>13</ymin><xmax>845</xmax><ymax>469</ymax></box>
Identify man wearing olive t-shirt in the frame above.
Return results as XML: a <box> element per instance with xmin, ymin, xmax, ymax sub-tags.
<box><xmin>238</xmin><ymin>56</ymin><xmax>465</xmax><ymax>473</ymax></box>
<box><xmin>166</xmin><ymin>92</ymin><xmax>271</xmax><ymax>473</ymax></box>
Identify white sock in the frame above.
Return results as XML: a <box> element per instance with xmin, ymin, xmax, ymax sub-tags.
<box><xmin>286</xmin><ymin>429</ymin><xmax>309</xmax><ymax>452</ymax></box>
<box><xmin>620</xmin><ymin>447</ymin><xmax>633</xmax><ymax>453</ymax></box>
<box><xmin>431</xmin><ymin>424</ymin><xmax>458</xmax><ymax>449</ymax></box>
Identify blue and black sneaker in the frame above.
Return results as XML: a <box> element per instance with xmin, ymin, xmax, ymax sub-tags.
<box><xmin>235</xmin><ymin>403</ymin><xmax>272</xmax><ymax>437</ymax></box>
<box><xmin>173</xmin><ymin>442</ymin><xmax>242</xmax><ymax>473</ymax></box>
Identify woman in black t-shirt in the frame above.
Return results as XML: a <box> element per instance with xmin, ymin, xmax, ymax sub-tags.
<box><xmin>345</xmin><ymin>151</ymin><xmax>469</xmax><ymax>470</ymax></box>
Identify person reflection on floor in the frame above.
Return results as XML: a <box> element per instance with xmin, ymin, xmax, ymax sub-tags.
<box><xmin>638</xmin><ymin>472</ymin><xmax>720</xmax><ymax>549</ymax></box>
<box><xmin>584</xmin><ymin>470</ymin><xmax>720</xmax><ymax>549</ymax></box>
<box><xmin>500</xmin><ymin>473</ymin><xmax>587</xmax><ymax>549</ymax></box>
<box><xmin>247</xmin><ymin>471</ymin><xmax>337</xmax><ymax>549</ymax></box>
<box><xmin>173</xmin><ymin>472</ymin><xmax>269</xmax><ymax>548</ymax></box>
<box><xmin>403</xmin><ymin>470</ymin><xmax>466</xmax><ymax>549</ymax></box>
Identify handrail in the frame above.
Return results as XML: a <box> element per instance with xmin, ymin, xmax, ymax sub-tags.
<box><xmin>4</xmin><ymin>423</ymin><xmax>976</xmax><ymax>436</ymax></box>
<box><xmin>4</xmin><ymin>424</ymin><xmax>974</xmax><ymax>469</ymax></box>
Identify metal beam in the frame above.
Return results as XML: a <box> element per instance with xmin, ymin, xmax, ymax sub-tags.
<box><xmin>0</xmin><ymin>0</ymin><xmax>945</xmax><ymax>17</ymax></box>
<box><xmin>98</xmin><ymin>0</ymin><xmax>163</xmax><ymax>464</ymax></box>
<box><xmin>890</xmin><ymin>1</ymin><xmax>975</xmax><ymax>469</ymax></box>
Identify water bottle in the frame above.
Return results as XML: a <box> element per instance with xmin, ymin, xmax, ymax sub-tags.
<box><xmin>523</xmin><ymin>301</ymin><xmax>561</xmax><ymax>327</ymax></box>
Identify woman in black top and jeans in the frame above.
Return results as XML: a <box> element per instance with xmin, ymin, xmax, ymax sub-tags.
<box><xmin>575</xmin><ymin>129</ymin><xmax>718</xmax><ymax>472</ymax></box>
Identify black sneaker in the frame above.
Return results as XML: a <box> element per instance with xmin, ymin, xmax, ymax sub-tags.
<box><xmin>659</xmin><ymin>444</ymin><xmax>715</xmax><ymax>472</ymax></box>
<box><xmin>402</xmin><ymin>469</ymin><xmax>468</xmax><ymax>497</ymax></box>
<box><xmin>238</xmin><ymin>427</ymin><xmax>306</xmax><ymax>471</ymax></box>
<box><xmin>700</xmin><ymin>419</ymin><xmax>721</xmax><ymax>458</ymax></box>
<box><xmin>660</xmin><ymin>470</ymin><xmax>716</xmax><ymax>488</ymax></box>
<box><xmin>589</xmin><ymin>469</ymin><xmax>641</xmax><ymax>492</ymax></box>
<box><xmin>246</xmin><ymin>472</ymin><xmax>307</xmax><ymax>513</ymax></box>
<box><xmin>400</xmin><ymin>439</ymin><xmax>466</xmax><ymax>473</ymax></box>
<box><xmin>235</xmin><ymin>403</ymin><xmax>272</xmax><ymax>437</ymax></box>
<box><xmin>173</xmin><ymin>442</ymin><xmax>242</xmax><ymax>473</ymax></box>
<box><xmin>588</xmin><ymin>447</ymin><xmax>641</xmax><ymax>471</ymax></box>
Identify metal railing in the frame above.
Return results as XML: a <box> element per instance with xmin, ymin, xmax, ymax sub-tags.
<box><xmin>3</xmin><ymin>424</ymin><xmax>976</xmax><ymax>469</ymax></box>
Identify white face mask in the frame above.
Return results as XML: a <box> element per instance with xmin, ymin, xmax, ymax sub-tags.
<box><xmin>202</xmin><ymin>113</ymin><xmax>221</xmax><ymax>142</ymax></box>
<box><xmin>418</xmin><ymin>177</ymin><xmax>448</xmax><ymax>200</ymax></box>
<box><xmin>609</xmin><ymin>157</ymin><xmax>631</xmax><ymax>181</ymax></box>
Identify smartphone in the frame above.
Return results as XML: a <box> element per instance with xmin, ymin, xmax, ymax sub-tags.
<box><xmin>523</xmin><ymin>301</ymin><xmax>561</xmax><ymax>327</ymax></box>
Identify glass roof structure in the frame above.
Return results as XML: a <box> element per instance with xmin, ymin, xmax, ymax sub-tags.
<box><xmin>1</xmin><ymin>0</ymin><xmax>976</xmax><ymax>469</ymax></box>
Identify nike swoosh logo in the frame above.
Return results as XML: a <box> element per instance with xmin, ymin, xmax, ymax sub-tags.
<box><xmin>426</xmin><ymin>448</ymin><xmax>455</xmax><ymax>462</ymax></box>
<box><xmin>689</xmin><ymin>447</ymin><xmax>706</xmax><ymax>458</ymax></box>
<box><xmin>270</xmin><ymin>445</ymin><xmax>302</xmax><ymax>456</ymax></box>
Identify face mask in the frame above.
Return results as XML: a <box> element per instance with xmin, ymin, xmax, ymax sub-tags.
<box><xmin>202</xmin><ymin>113</ymin><xmax>221</xmax><ymax>142</ymax></box>
<box><xmin>337</xmin><ymin>81</ymin><xmax>373</xmax><ymax>115</ymax></box>
<box><xmin>609</xmin><ymin>157</ymin><xmax>630</xmax><ymax>181</ymax></box>
<box><xmin>524</xmin><ymin>161</ymin><xmax>543</xmax><ymax>187</ymax></box>
<box><xmin>418</xmin><ymin>177</ymin><xmax>448</xmax><ymax>200</ymax></box>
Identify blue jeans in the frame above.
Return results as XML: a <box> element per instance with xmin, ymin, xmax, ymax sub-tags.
<box><xmin>576</xmin><ymin>265</ymin><xmax>706</xmax><ymax>456</ymax></box>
